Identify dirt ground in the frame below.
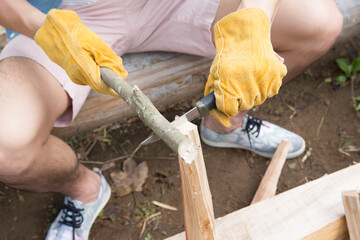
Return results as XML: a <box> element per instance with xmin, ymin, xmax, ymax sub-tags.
<box><xmin>0</xmin><ymin>34</ymin><xmax>360</xmax><ymax>240</ymax></box>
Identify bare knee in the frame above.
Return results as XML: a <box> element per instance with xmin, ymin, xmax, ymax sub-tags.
<box><xmin>0</xmin><ymin>60</ymin><xmax>49</xmax><ymax>182</ymax></box>
<box><xmin>0</xmin><ymin>123</ymin><xmax>45</xmax><ymax>183</ymax></box>
<box><xmin>273</xmin><ymin>1</ymin><xmax>343</xmax><ymax>55</ymax></box>
<box><xmin>302</xmin><ymin>1</ymin><xmax>343</xmax><ymax>53</ymax></box>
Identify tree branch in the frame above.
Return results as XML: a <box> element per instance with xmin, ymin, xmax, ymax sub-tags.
<box><xmin>100</xmin><ymin>67</ymin><xmax>198</xmax><ymax>162</ymax></box>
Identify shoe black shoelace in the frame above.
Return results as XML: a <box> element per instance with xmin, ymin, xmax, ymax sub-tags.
<box><xmin>242</xmin><ymin>115</ymin><xmax>263</xmax><ymax>149</ymax></box>
<box><xmin>59</xmin><ymin>200</ymin><xmax>84</xmax><ymax>240</ymax></box>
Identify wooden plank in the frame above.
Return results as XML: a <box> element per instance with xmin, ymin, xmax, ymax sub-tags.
<box><xmin>177</xmin><ymin>121</ymin><xmax>215</xmax><ymax>240</ymax></box>
<box><xmin>166</xmin><ymin>164</ymin><xmax>360</xmax><ymax>240</ymax></box>
<box><xmin>302</xmin><ymin>217</ymin><xmax>349</xmax><ymax>240</ymax></box>
<box><xmin>251</xmin><ymin>140</ymin><xmax>290</xmax><ymax>204</ymax></box>
<box><xmin>342</xmin><ymin>190</ymin><xmax>360</xmax><ymax>240</ymax></box>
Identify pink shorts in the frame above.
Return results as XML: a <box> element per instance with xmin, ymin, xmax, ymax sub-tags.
<box><xmin>0</xmin><ymin>0</ymin><xmax>219</xmax><ymax>127</ymax></box>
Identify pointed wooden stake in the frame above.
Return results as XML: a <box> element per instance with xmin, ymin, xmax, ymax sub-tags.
<box><xmin>251</xmin><ymin>140</ymin><xmax>291</xmax><ymax>204</ymax></box>
<box><xmin>177</xmin><ymin>121</ymin><xmax>215</xmax><ymax>240</ymax></box>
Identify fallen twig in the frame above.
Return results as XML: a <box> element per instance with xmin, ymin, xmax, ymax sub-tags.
<box><xmin>80</xmin><ymin>155</ymin><xmax>128</xmax><ymax>165</ymax></box>
<box><xmin>152</xmin><ymin>201</ymin><xmax>178</xmax><ymax>211</ymax></box>
<box><xmin>338</xmin><ymin>148</ymin><xmax>351</xmax><ymax>157</ymax></box>
<box><xmin>139</xmin><ymin>212</ymin><xmax>162</xmax><ymax>239</ymax></box>
<box><xmin>134</xmin><ymin>156</ymin><xmax>176</xmax><ymax>160</ymax></box>
<box><xmin>144</xmin><ymin>212</ymin><xmax>162</xmax><ymax>222</ymax></box>
<box><xmin>131</xmin><ymin>143</ymin><xmax>143</xmax><ymax>157</ymax></box>
<box><xmin>139</xmin><ymin>221</ymin><xmax>147</xmax><ymax>239</ymax></box>
<box><xmin>85</xmin><ymin>140</ymin><xmax>97</xmax><ymax>157</ymax></box>
<box><xmin>298</xmin><ymin>176</ymin><xmax>309</xmax><ymax>184</ymax></box>
<box><xmin>289</xmin><ymin>111</ymin><xmax>297</xmax><ymax>120</ymax></box>
<box><xmin>316</xmin><ymin>117</ymin><xmax>324</xmax><ymax>137</ymax></box>
<box><xmin>284</xmin><ymin>102</ymin><xmax>297</xmax><ymax>119</ymax></box>
<box><xmin>301</xmin><ymin>147</ymin><xmax>312</xmax><ymax>163</ymax></box>
<box><xmin>80</xmin><ymin>160</ymin><xmax>105</xmax><ymax>165</ymax></box>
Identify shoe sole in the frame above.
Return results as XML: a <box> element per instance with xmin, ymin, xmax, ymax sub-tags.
<box><xmin>201</xmin><ymin>134</ymin><xmax>306</xmax><ymax>159</ymax></box>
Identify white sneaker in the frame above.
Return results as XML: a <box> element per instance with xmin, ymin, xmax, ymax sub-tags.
<box><xmin>201</xmin><ymin>115</ymin><xmax>306</xmax><ymax>159</ymax></box>
<box><xmin>45</xmin><ymin>168</ymin><xmax>111</xmax><ymax>240</ymax></box>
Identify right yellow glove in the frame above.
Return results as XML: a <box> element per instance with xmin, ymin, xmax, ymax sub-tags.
<box><xmin>204</xmin><ymin>8</ymin><xmax>287</xmax><ymax>128</ymax></box>
<box><xmin>34</xmin><ymin>9</ymin><xmax>128</xmax><ymax>97</ymax></box>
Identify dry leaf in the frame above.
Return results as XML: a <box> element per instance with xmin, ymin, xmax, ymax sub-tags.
<box><xmin>110</xmin><ymin>157</ymin><xmax>148</xmax><ymax>197</ymax></box>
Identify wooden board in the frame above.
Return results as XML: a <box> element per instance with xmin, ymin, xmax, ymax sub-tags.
<box><xmin>166</xmin><ymin>164</ymin><xmax>360</xmax><ymax>240</ymax></box>
<box><xmin>342</xmin><ymin>190</ymin><xmax>360</xmax><ymax>240</ymax></box>
<box><xmin>178</xmin><ymin>121</ymin><xmax>215</xmax><ymax>240</ymax></box>
<box><xmin>302</xmin><ymin>217</ymin><xmax>349</xmax><ymax>240</ymax></box>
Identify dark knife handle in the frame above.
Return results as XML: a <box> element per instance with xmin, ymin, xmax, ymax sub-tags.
<box><xmin>195</xmin><ymin>91</ymin><xmax>217</xmax><ymax>117</ymax></box>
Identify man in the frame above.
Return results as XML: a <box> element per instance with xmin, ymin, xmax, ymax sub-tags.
<box><xmin>0</xmin><ymin>0</ymin><xmax>343</xmax><ymax>239</ymax></box>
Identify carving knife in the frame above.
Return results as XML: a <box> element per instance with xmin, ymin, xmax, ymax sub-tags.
<box><xmin>139</xmin><ymin>91</ymin><xmax>216</xmax><ymax>146</ymax></box>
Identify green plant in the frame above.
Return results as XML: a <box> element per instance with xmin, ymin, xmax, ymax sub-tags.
<box><xmin>134</xmin><ymin>203</ymin><xmax>157</xmax><ymax>220</ymax></box>
<box><xmin>341</xmin><ymin>139</ymin><xmax>354</xmax><ymax>151</ymax></box>
<box><xmin>109</xmin><ymin>144</ymin><xmax>118</xmax><ymax>154</ymax></box>
<box><xmin>334</xmin><ymin>57</ymin><xmax>360</xmax><ymax>116</ymax></box>
<box><xmin>120</xmin><ymin>139</ymin><xmax>131</xmax><ymax>147</ymax></box>
<box><xmin>336</xmin><ymin>57</ymin><xmax>360</xmax><ymax>80</ymax></box>
<box><xmin>119</xmin><ymin>129</ymin><xmax>128</xmax><ymax>135</ymax></box>
<box><xmin>144</xmin><ymin>233</ymin><xmax>152</xmax><ymax>240</ymax></box>
<box><xmin>66</xmin><ymin>135</ymin><xmax>78</xmax><ymax>149</ymax></box>
<box><xmin>203</xmin><ymin>153</ymin><xmax>211</xmax><ymax>160</ymax></box>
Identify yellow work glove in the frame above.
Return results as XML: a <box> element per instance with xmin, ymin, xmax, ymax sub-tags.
<box><xmin>204</xmin><ymin>8</ymin><xmax>287</xmax><ymax>127</ymax></box>
<box><xmin>34</xmin><ymin>9</ymin><xmax>127</xmax><ymax>96</ymax></box>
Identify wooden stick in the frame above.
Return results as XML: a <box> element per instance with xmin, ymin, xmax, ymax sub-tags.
<box><xmin>178</xmin><ymin>121</ymin><xmax>215</xmax><ymax>240</ymax></box>
<box><xmin>100</xmin><ymin>67</ymin><xmax>197</xmax><ymax>162</ymax></box>
<box><xmin>251</xmin><ymin>140</ymin><xmax>291</xmax><ymax>204</ymax></box>
<box><xmin>342</xmin><ymin>190</ymin><xmax>360</xmax><ymax>240</ymax></box>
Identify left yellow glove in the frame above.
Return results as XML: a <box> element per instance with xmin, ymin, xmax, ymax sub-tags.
<box><xmin>34</xmin><ymin>9</ymin><xmax>128</xmax><ymax>97</ymax></box>
<box><xmin>204</xmin><ymin>8</ymin><xmax>287</xmax><ymax>128</ymax></box>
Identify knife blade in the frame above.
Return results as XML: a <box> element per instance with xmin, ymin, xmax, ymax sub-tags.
<box><xmin>139</xmin><ymin>91</ymin><xmax>216</xmax><ymax>146</ymax></box>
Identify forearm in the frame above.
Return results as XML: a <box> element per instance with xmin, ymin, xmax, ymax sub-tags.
<box><xmin>238</xmin><ymin>0</ymin><xmax>283</xmax><ymax>22</ymax></box>
<box><xmin>0</xmin><ymin>0</ymin><xmax>46</xmax><ymax>39</ymax></box>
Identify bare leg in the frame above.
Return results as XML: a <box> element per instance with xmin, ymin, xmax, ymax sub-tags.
<box><xmin>205</xmin><ymin>0</ymin><xmax>343</xmax><ymax>132</ymax></box>
<box><xmin>0</xmin><ymin>57</ymin><xmax>99</xmax><ymax>203</ymax></box>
